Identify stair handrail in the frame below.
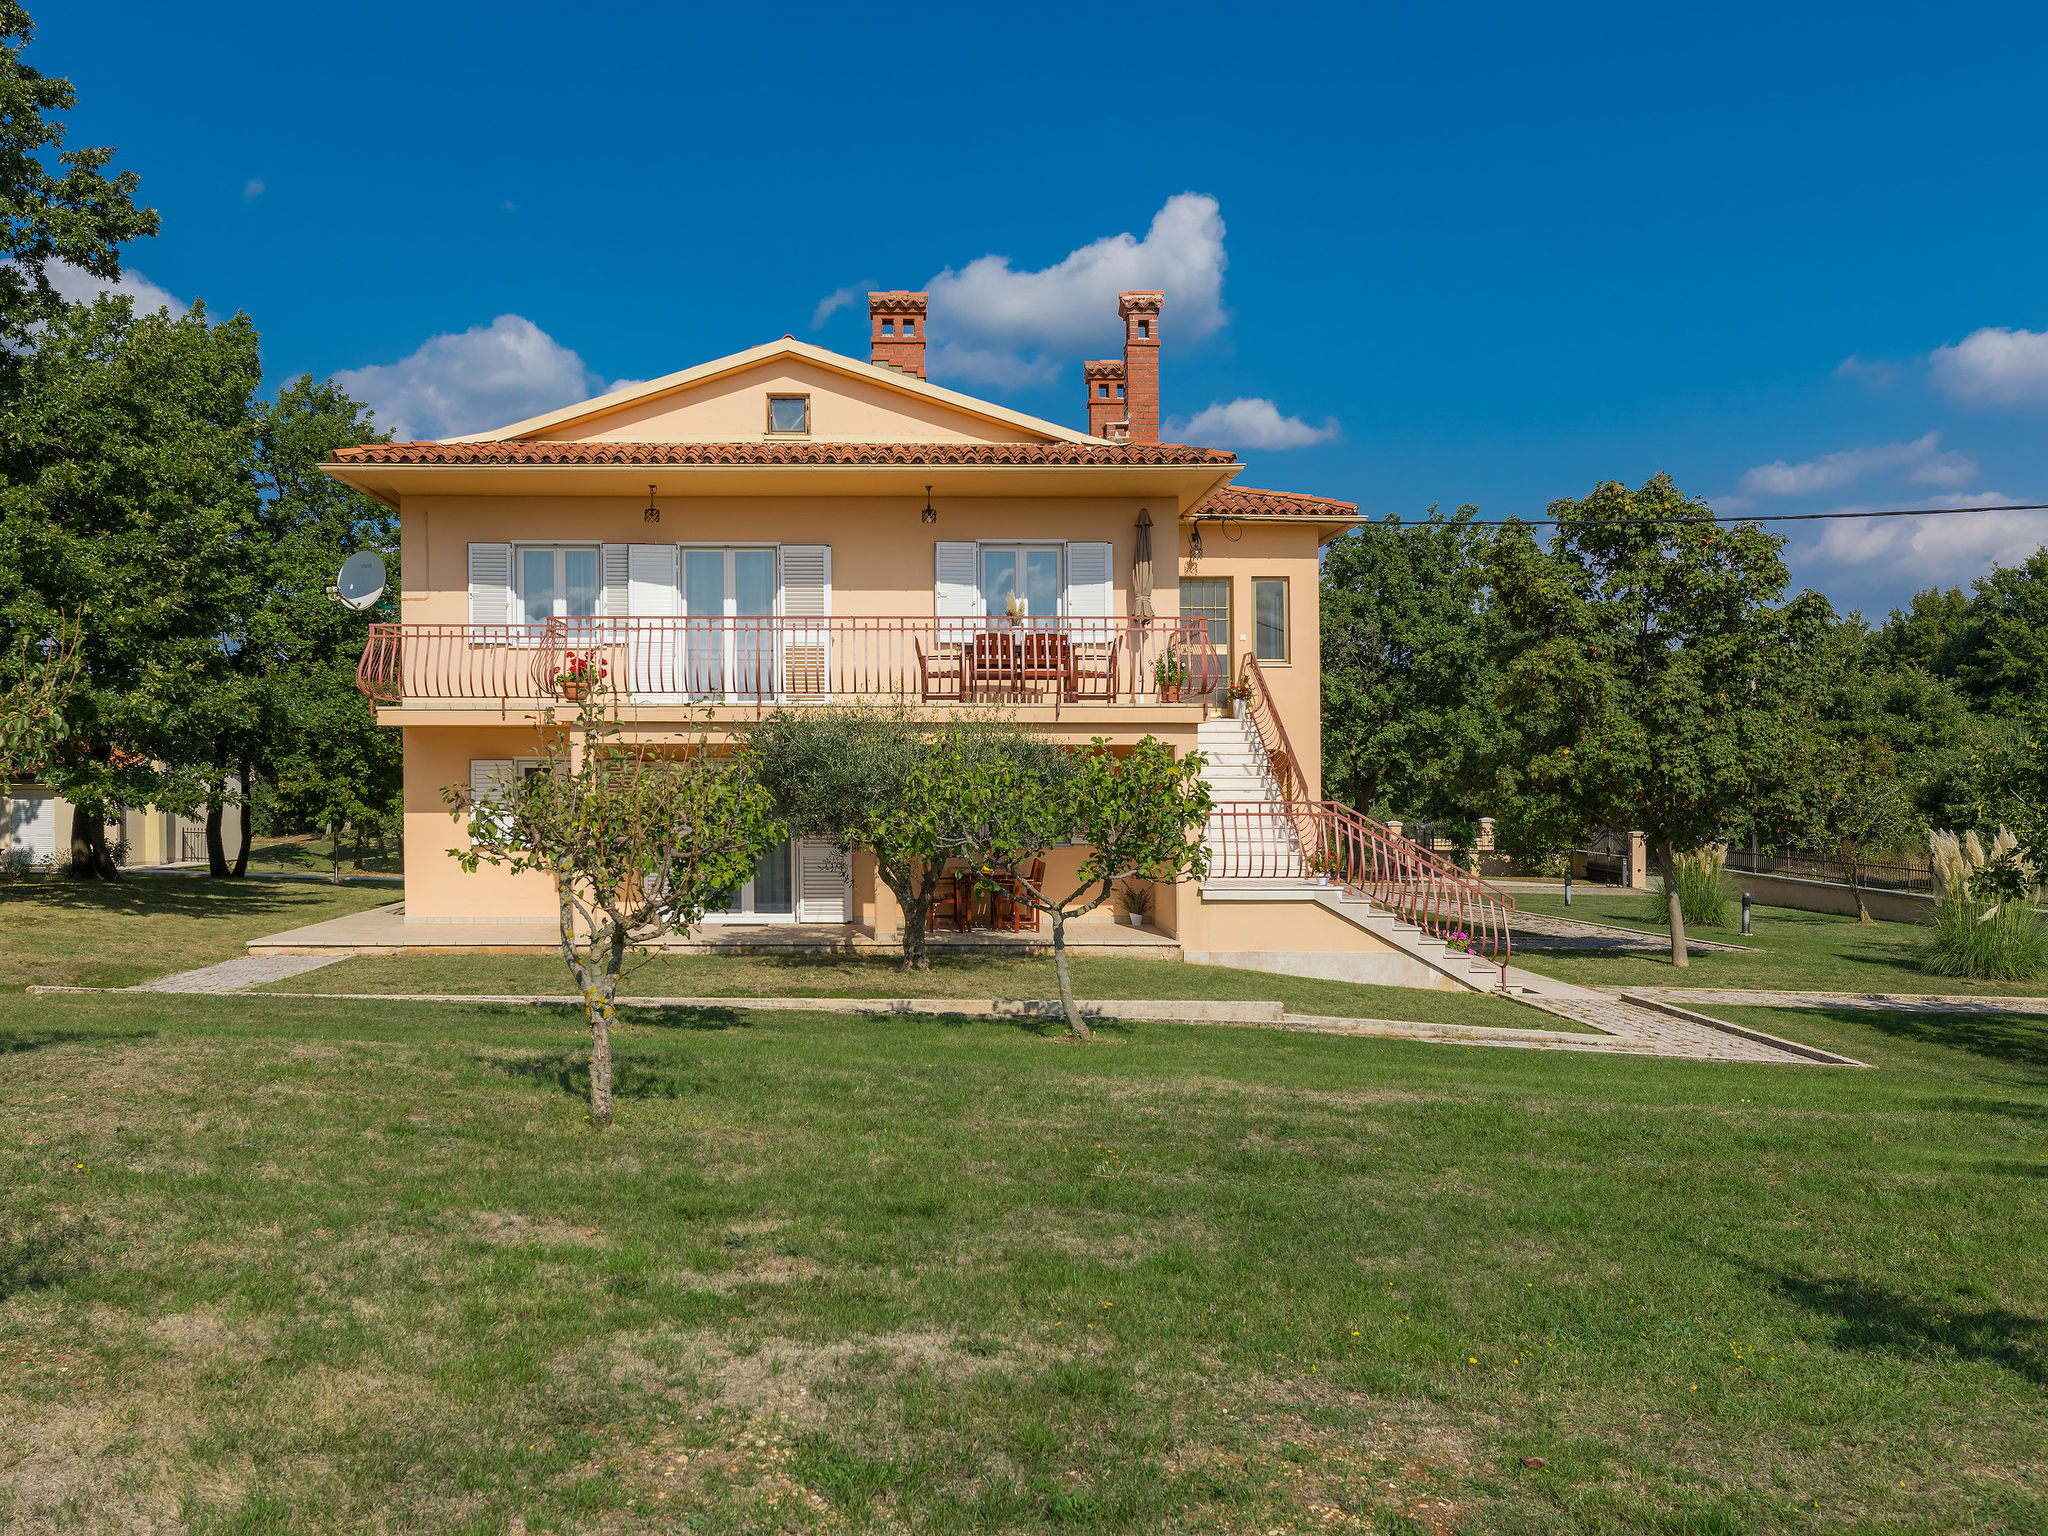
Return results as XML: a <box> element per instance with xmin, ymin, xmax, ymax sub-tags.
<box><xmin>1235</xmin><ymin>654</ymin><xmax>1516</xmax><ymax>984</ymax></box>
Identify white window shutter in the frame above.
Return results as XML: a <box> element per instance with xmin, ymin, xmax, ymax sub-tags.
<box><xmin>780</xmin><ymin>545</ymin><xmax>831</xmax><ymax>699</ymax></box>
<box><xmin>468</xmin><ymin>759</ymin><xmax>516</xmax><ymax>845</ymax></box>
<box><xmin>468</xmin><ymin>543</ymin><xmax>512</xmax><ymax>626</ymax></box>
<box><xmin>1065</xmin><ymin>540</ymin><xmax>1113</xmax><ymax>640</ymax></box>
<box><xmin>935</xmin><ymin>541</ymin><xmax>978</xmax><ymax>640</ymax></box>
<box><xmin>602</xmin><ymin>544</ymin><xmax>630</xmax><ymax>616</ymax></box>
<box><xmin>628</xmin><ymin>544</ymin><xmax>680</xmax><ymax>616</ymax></box>
<box><xmin>796</xmin><ymin>837</ymin><xmax>851</xmax><ymax>922</ymax></box>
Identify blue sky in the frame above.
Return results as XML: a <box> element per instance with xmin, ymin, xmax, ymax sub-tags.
<box><xmin>38</xmin><ymin>0</ymin><xmax>2048</xmax><ymax>616</ymax></box>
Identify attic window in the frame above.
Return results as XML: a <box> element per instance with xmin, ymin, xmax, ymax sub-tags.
<box><xmin>767</xmin><ymin>394</ymin><xmax>810</xmax><ymax>434</ymax></box>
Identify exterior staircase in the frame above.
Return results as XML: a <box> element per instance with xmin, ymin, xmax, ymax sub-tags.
<box><xmin>1194</xmin><ymin>674</ymin><xmax>1519</xmax><ymax>995</ymax></box>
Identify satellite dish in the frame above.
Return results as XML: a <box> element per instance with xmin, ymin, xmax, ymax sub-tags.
<box><xmin>335</xmin><ymin>551</ymin><xmax>387</xmax><ymax>612</ymax></box>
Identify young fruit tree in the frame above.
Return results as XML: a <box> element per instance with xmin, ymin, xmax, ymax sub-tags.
<box><xmin>443</xmin><ymin>681</ymin><xmax>778</xmax><ymax>1125</ymax></box>
<box><xmin>912</xmin><ymin>731</ymin><xmax>1212</xmax><ymax>1037</ymax></box>
<box><xmin>742</xmin><ymin>706</ymin><xmax>1070</xmax><ymax>971</ymax></box>
<box><xmin>1799</xmin><ymin>732</ymin><xmax>1917</xmax><ymax>923</ymax></box>
<box><xmin>1485</xmin><ymin>475</ymin><xmax>1830</xmax><ymax>966</ymax></box>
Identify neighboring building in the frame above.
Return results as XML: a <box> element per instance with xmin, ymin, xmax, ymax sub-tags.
<box><xmin>2</xmin><ymin>781</ymin><xmax>241</xmax><ymax>869</ymax></box>
<box><xmin>325</xmin><ymin>290</ymin><xmax>1511</xmax><ymax>989</ymax></box>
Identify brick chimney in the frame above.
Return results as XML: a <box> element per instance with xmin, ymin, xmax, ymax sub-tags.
<box><xmin>1118</xmin><ymin>290</ymin><xmax>1163</xmax><ymax>444</ymax></box>
<box><xmin>869</xmin><ymin>291</ymin><xmax>927</xmax><ymax>378</ymax></box>
<box><xmin>1083</xmin><ymin>359</ymin><xmax>1126</xmax><ymax>439</ymax></box>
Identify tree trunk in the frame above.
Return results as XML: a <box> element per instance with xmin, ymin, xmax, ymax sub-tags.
<box><xmin>205</xmin><ymin>737</ymin><xmax>230</xmax><ymax>878</ymax></box>
<box><xmin>1849</xmin><ymin>858</ymin><xmax>1872</xmax><ymax>923</ymax></box>
<box><xmin>352</xmin><ymin>826</ymin><xmax>366</xmax><ymax>870</ymax></box>
<box><xmin>585</xmin><ymin>927</ymin><xmax>625</xmax><ymax>1129</ymax></box>
<box><xmin>231</xmin><ymin>759</ymin><xmax>254</xmax><ymax>877</ymax></box>
<box><xmin>329</xmin><ymin>820</ymin><xmax>344</xmax><ymax>883</ymax></box>
<box><xmin>68</xmin><ymin>805</ymin><xmax>119</xmax><ymax>880</ymax></box>
<box><xmin>881</xmin><ymin>867</ymin><xmax>933</xmax><ymax>972</ymax></box>
<box><xmin>1050</xmin><ymin>911</ymin><xmax>1091</xmax><ymax>1040</ymax></box>
<box><xmin>1657</xmin><ymin>840</ymin><xmax>1689</xmax><ymax>968</ymax></box>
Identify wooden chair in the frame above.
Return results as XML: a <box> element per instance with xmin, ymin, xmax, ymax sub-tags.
<box><xmin>992</xmin><ymin>859</ymin><xmax>1045</xmax><ymax>932</ymax></box>
<box><xmin>1065</xmin><ymin>639</ymin><xmax>1120</xmax><ymax>702</ymax></box>
<box><xmin>915</xmin><ymin>637</ymin><xmax>964</xmax><ymax>702</ymax></box>
<box><xmin>926</xmin><ymin>870</ymin><xmax>970</xmax><ymax>932</ymax></box>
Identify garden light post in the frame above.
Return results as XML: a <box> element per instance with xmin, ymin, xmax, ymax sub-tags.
<box><xmin>1741</xmin><ymin>890</ymin><xmax>1752</xmax><ymax>936</ymax></box>
<box><xmin>1564</xmin><ymin>866</ymin><xmax>1573</xmax><ymax>907</ymax></box>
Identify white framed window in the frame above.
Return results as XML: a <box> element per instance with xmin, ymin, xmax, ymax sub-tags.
<box><xmin>707</xmin><ymin>837</ymin><xmax>796</xmax><ymax>920</ymax></box>
<box><xmin>980</xmin><ymin>545</ymin><xmax>1063</xmax><ymax>618</ymax></box>
<box><xmin>517</xmin><ymin>545</ymin><xmax>600</xmax><ymax>625</ymax></box>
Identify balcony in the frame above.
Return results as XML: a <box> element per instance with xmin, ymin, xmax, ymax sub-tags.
<box><xmin>356</xmin><ymin>616</ymin><xmax>1221</xmax><ymax>710</ymax></box>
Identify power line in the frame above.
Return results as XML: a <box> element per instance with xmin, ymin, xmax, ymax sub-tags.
<box><xmin>1381</xmin><ymin>502</ymin><xmax>2048</xmax><ymax>530</ymax></box>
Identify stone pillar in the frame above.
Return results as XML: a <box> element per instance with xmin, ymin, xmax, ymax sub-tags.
<box><xmin>1626</xmin><ymin>831</ymin><xmax>1649</xmax><ymax>889</ymax></box>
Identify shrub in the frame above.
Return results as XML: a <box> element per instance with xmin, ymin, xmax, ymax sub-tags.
<box><xmin>1920</xmin><ymin>890</ymin><xmax>2048</xmax><ymax>982</ymax></box>
<box><xmin>1644</xmin><ymin>845</ymin><xmax>1733</xmax><ymax>928</ymax></box>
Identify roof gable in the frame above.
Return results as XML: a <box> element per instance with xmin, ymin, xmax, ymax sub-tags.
<box><xmin>452</xmin><ymin>337</ymin><xmax>1098</xmax><ymax>447</ymax></box>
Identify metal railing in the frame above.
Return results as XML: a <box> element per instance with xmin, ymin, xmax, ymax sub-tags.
<box><xmin>1725</xmin><ymin>846</ymin><xmax>1935</xmax><ymax>896</ymax></box>
<box><xmin>1219</xmin><ymin>654</ymin><xmax>1518</xmax><ymax>984</ymax></box>
<box><xmin>357</xmin><ymin>616</ymin><xmax>1220</xmax><ymax>709</ymax></box>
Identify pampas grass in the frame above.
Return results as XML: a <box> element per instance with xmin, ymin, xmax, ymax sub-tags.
<box><xmin>1921</xmin><ymin>890</ymin><xmax>2048</xmax><ymax>981</ymax></box>
<box><xmin>1645</xmin><ymin>845</ymin><xmax>1733</xmax><ymax>928</ymax></box>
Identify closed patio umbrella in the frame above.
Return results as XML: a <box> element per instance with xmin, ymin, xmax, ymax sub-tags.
<box><xmin>1132</xmin><ymin>507</ymin><xmax>1154</xmax><ymax>620</ymax></box>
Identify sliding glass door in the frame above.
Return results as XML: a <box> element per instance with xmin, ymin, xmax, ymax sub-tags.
<box><xmin>683</xmin><ymin>548</ymin><xmax>776</xmax><ymax>697</ymax></box>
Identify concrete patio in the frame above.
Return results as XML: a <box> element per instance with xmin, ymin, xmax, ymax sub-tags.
<box><xmin>245</xmin><ymin>901</ymin><xmax>1184</xmax><ymax>960</ymax></box>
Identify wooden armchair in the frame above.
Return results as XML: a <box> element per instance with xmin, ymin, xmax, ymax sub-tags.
<box><xmin>915</xmin><ymin>637</ymin><xmax>964</xmax><ymax>702</ymax></box>
<box><xmin>991</xmin><ymin>859</ymin><xmax>1046</xmax><ymax>933</ymax></box>
<box><xmin>1065</xmin><ymin>639</ymin><xmax>1120</xmax><ymax>703</ymax></box>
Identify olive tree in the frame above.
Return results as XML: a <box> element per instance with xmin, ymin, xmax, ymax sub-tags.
<box><xmin>912</xmin><ymin>732</ymin><xmax>1211</xmax><ymax>1038</ymax></box>
<box><xmin>444</xmin><ymin>685</ymin><xmax>778</xmax><ymax>1125</ymax></box>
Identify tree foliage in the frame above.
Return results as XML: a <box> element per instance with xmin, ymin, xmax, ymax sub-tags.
<box><xmin>1876</xmin><ymin>547</ymin><xmax>2048</xmax><ymax>718</ymax></box>
<box><xmin>1483</xmin><ymin>475</ymin><xmax>1829</xmax><ymax>965</ymax></box>
<box><xmin>444</xmin><ymin>688</ymin><xmax>778</xmax><ymax>1126</ymax></box>
<box><xmin>1320</xmin><ymin>507</ymin><xmax>1501</xmax><ymax>832</ymax></box>
<box><xmin>0</xmin><ymin>295</ymin><xmax>262</xmax><ymax>875</ymax></box>
<box><xmin>910</xmin><ymin>733</ymin><xmax>1211</xmax><ymax>1037</ymax></box>
<box><xmin>0</xmin><ymin>1</ymin><xmax>159</xmax><ymax>356</ymax></box>
<box><xmin>742</xmin><ymin>707</ymin><xmax>1064</xmax><ymax>971</ymax></box>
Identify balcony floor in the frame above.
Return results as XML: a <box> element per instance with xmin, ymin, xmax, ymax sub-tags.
<box><xmin>246</xmin><ymin>901</ymin><xmax>1183</xmax><ymax>960</ymax></box>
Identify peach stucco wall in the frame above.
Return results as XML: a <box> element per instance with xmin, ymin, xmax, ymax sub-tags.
<box><xmin>392</xmin><ymin>486</ymin><xmax>1328</xmax><ymax>925</ymax></box>
<box><xmin>538</xmin><ymin>359</ymin><xmax>1043</xmax><ymax>446</ymax></box>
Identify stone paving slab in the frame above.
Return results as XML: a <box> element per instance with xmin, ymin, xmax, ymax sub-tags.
<box><xmin>130</xmin><ymin>953</ymin><xmax>351</xmax><ymax>994</ymax></box>
<box><xmin>1612</xmin><ymin>986</ymin><xmax>2048</xmax><ymax>1016</ymax></box>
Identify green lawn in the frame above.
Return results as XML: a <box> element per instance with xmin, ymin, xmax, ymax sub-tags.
<box><xmin>3</xmin><ymin>987</ymin><xmax>2043</xmax><ymax>1534</ymax></box>
<box><xmin>1511</xmin><ymin>889</ymin><xmax>2048</xmax><ymax>998</ymax></box>
<box><xmin>228</xmin><ymin>831</ymin><xmax>403</xmax><ymax>878</ymax></box>
<box><xmin>269</xmin><ymin>951</ymin><xmax>1562</xmax><ymax>1031</ymax></box>
<box><xmin>0</xmin><ymin>874</ymin><xmax>400</xmax><ymax>992</ymax></box>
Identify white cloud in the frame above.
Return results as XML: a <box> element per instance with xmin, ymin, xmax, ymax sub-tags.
<box><xmin>1793</xmin><ymin>494</ymin><xmax>2045</xmax><ymax>588</ymax></box>
<box><xmin>1168</xmin><ymin>397</ymin><xmax>1338</xmax><ymax>449</ymax></box>
<box><xmin>334</xmin><ymin>314</ymin><xmax>606</xmax><ymax>440</ymax></box>
<box><xmin>810</xmin><ymin>283</ymin><xmax>872</xmax><ymax>329</ymax></box>
<box><xmin>1929</xmin><ymin>325</ymin><xmax>2048</xmax><ymax>408</ymax></box>
<box><xmin>1834</xmin><ymin>353</ymin><xmax>1901</xmax><ymax>389</ymax></box>
<box><xmin>1736</xmin><ymin>432</ymin><xmax>1976</xmax><ymax>499</ymax></box>
<box><xmin>924</xmin><ymin>192</ymin><xmax>1228</xmax><ymax>387</ymax></box>
<box><xmin>42</xmin><ymin>257</ymin><xmax>188</xmax><ymax>316</ymax></box>
<box><xmin>244</xmin><ymin>178</ymin><xmax>265</xmax><ymax>199</ymax></box>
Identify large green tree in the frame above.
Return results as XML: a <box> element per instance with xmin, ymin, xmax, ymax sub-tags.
<box><xmin>1320</xmin><ymin>507</ymin><xmax>1501</xmax><ymax>832</ymax></box>
<box><xmin>240</xmin><ymin>375</ymin><xmax>400</xmax><ymax>875</ymax></box>
<box><xmin>0</xmin><ymin>1</ymin><xmax>159</xmax><ymax>357</ymax></box>
<box><xmin>1876</xmin><ymin>548</ymin><xmax>2048</xmax><ymax>718</ymax></box>
<box><xmin>0</xmin><ymin>296</ymin><xmax>263</xmax><ymax>876</ymax></box>
<box><xmin>1484</xmin><ymin>475</ymin><xmax>1830</xmax><ymax>965</ymax></box>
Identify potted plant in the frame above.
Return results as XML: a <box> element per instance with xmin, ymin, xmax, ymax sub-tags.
<box><xmin>1113</xmin><ymin>878</ymin><xmax>1155</xmax><ymax>928</ymax></box>
<box><xmin>555</xmin><ymin>653</ymin><xmax>607</xmax><ymax>701</ymax></box>
<box><xmin>1226</xmin><ymin>679</ymin><xmax>1252</xmax><ymax>719</ymax></box>
<box><xmin>1005</xmin><ymin>592</ymin><xmax>1025</xmax><ymax>628</ymax></box>
<box><xmin>1153</xmin><ymin>646</ymin><xmax>1187</xmax><ymax>702</ymax></box>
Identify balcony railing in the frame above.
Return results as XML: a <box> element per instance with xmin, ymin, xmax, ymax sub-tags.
<box><xmin>356</xmin><ymin>616</ymin><xmax>1220</xmax><ymax>709</ymax></box>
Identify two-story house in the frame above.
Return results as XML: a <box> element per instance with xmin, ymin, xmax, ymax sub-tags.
<box><xmin>324</xmin><ymin>290</ymin><xmax>1514</xmax><ymax>992</ymax></box>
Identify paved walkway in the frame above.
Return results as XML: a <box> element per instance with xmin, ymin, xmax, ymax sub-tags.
<box><xmin>1615</xmin><ymin>986</ymin><xmax>2048</xmax><ymax>1016</ymax></box>
<box><xmin>130</xmin><ymin>953</ymin><xmax>352</xmax><ymax>994</ymax></box>
<box><xmin>1508</xmin><ymin>911</ymin><xmax>1752</xmax><ymax>953</ymax></box>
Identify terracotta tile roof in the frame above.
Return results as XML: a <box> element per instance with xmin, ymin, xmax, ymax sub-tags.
<box><xmin>1198</xmin><ymin>484</ymin><xmax>1360</xmax><ymax>521</ymax></box>
<box><xmin>327</xmin><ymin>440</ymin><xmax>1238</xmax><ymax>467</ymax></box>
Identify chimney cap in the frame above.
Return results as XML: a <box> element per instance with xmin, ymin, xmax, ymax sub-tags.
<box><xmin>1117</xmin><ymin>290</ymin><xmax>1165</xmax><ymax>315</ymax></box>
<box><xmin>1083</xmin><ymin>359</ymin><xmax>1125</xmax><ymax>378</ymax></box>
<box><xmin>869</xmin><ymin>290</ymin><xmax>929</xmax><ymax>313</ymax></box>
